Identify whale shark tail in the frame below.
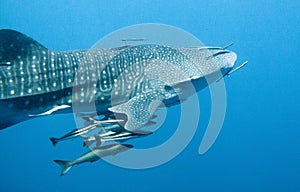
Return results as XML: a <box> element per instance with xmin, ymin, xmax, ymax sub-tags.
<box><xmin>53</xmin><ymin>160</ymin><xmax>73</xmax><ymax>176</ymax></box>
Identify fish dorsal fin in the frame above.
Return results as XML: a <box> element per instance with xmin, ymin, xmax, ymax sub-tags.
<box><xmin>0</xmin><ymin>29</ymin><xmax>48</xmax><ymax>66</ymax></box>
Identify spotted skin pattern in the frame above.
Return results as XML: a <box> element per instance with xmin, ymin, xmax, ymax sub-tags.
<box><xmin>0</xmin><ymin>29</ymin><xmax>237</xmax><ymax>130</ymax></box>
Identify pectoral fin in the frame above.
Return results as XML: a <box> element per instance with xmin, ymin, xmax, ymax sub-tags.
<box><xmin>108</xmin><ymin>89</ymin><xmax>166</xmax><ymax>131</ymax></box>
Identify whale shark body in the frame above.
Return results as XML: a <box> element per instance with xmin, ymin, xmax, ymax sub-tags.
<box><xmin>0</xmin><ymin>29</ymin><xmax>247</xmax><ymax>174</ymax></box>
<box><xmin>0</xmin><ymin>29</ymin><xmax>241</xmax><ymax>131</ymax></box>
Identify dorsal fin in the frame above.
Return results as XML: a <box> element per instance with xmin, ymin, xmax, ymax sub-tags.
<box><xmin>0</xmin><ymin>29</ymin><xmax>48</xmax><ymax>66</ymax></box>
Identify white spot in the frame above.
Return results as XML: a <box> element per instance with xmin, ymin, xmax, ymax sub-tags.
<box><xmin>68</xmin><ymin>99</ymin><xmax>72</xmax><ymax>103</ymax></box>
<box><xmin>37</xmin><ymin>87</ymin><xmax>42</xmax><ymax>91</ymax></box>
<box><xmin>10</xmin><ymin>90</ymin><xmax>15</xmax><ymax>95</ymax></box>
<box><xmin>9</xmin><ymin>79</ymin><xmax>13</xmax><ymax>83</ymax></box>
<box><xmin>32</xmin><ymin>55</ymin><xmax>36</xmax><ymax>60</ymax></box>
<box><xmin>28</xmin><ymin>89</ymin><xmax>32</xmax><ymax>93</ymax></box>
<box><xmin>68</xmin><ymin>79</ymin><xmax>72</xmax><ymax>83</ymax></box>
<box><xmin>53</xmin><ymin>82</ymin><xmax>57</xmax><ymax>87</ymax></box>
<box><xmin>28</xmin><ymin>105</ymin><xmax>70</xmax><ymax>117</ymax></box>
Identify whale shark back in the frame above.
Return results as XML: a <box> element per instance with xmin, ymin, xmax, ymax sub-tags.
<box><xmin>0</xmin><ymin>29</ymin><xmax>47</xmax><ymax>66</ymax></box>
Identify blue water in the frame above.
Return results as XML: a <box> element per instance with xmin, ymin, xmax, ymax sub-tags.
<box><xmin>0</xmin><ymin>0</ymin><xmax>299</xmax><ymax>191</ymax></box>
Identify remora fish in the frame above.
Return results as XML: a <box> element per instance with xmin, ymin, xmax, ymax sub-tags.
<box><xmin>49</xmin><ymin>118</ymin><xmax>123</xmax><ymax>146</ymax></box>
<box><xmin>0</xmin><ymin>29</ymin><xmax>245</xmax><ymax>130</ymax></box>
<box><xmin>53</xmin><ymin>144</ymin><xmax>133</xmax><ymax>176</ymax></box>
<box><xmin>50</xmin><ymin>124</ymin><xmax>98</xmax><ymax>146</ymax></box>
<box><xmin>82</xmin><ymin>129</ymin><xmax>152</xmax><ymax>147</ymax></box>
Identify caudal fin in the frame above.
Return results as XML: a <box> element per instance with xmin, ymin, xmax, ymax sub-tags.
<box><xmin>50</xmin><ymin>137</ymin><xmax>59</xmax><ymax>146</ymax></box>
<box><xmin>53</xmin><ymin>160</ymin><xmax>73</xmax><ymax>176</ymax></box>
<box><xmin>82</xmin><ymin>136</ymin><xmax>94</xmax><ymax>147</ymax></box>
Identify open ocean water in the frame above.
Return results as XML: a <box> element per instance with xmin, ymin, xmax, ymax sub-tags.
<box><xmin>0</xmin><ymin>1</ymin><xmax>299</xmax><ymax>191</ymax></box>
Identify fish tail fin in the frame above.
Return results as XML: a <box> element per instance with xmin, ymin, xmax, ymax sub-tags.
<box><xmin>53</xmin><ymin>160</ymin><xmax>73</xmax><ymax>176</ymax></box>
<box><xmin>82</xmin><ymin>136</ymin><xmax>93</xmax><ymax>147</ymax></box>
<box><xmin>50</xmin><ymin>137</ymin><xmax>58</xmax><ymax>146</ymax></box>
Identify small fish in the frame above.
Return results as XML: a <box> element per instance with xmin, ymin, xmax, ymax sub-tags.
<box><xmin>102</xmin><ymin>130</ymin><xmax>152</xmax><ymax>142</ymax></box>
<box><xmin>82</xmin><ymin>130</ymin><xmax>152</xmax><ymax>147</ymax></box>
<box><xmin>50</xmin><ymin>124</ymin><xmax>98</xmax><ymax>146</ymax></box>
<box><xmin>53</xmin><ymin>144</ymin><xmax>133</xmax><ymax>176</ymax></box>
<box><xmin>121</xmin><ymin>38</ymin><xmax>146</xmax><ymax>42</ymax></box>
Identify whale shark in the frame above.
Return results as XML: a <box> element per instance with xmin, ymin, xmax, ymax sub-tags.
<box><xmin>0</xmin><ymin>29</ymin><xmax>245</xmax><ymax>131</ymax></box>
